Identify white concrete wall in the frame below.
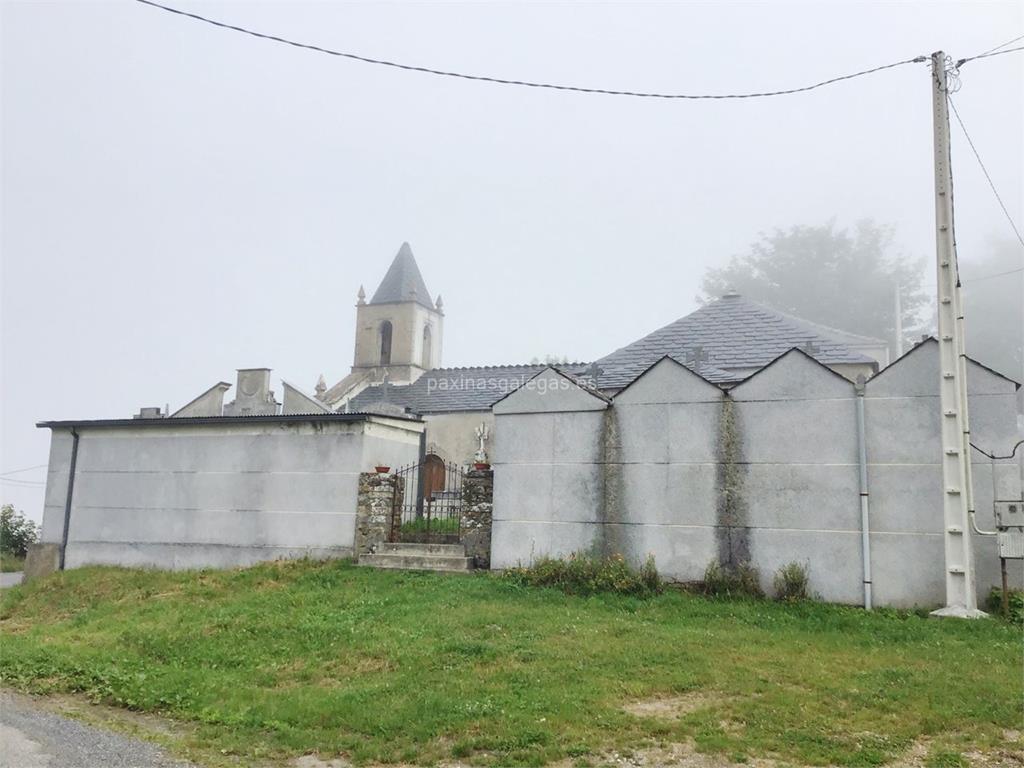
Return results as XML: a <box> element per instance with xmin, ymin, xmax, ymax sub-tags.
<box><xmin>609</xmin><ymin>358</ymin><xmax>723</xmax><ymax>584</ymax></box>
<box><xmin>490</xmin><ymin>349</ymin><xmax>1023</xmax><ymax>609</ymax></box>
<box><xmin>864</xmin><ymin>340</ymin><xmax>1023</xmax><ymax>607</ymax></box>
<box><xmin>491</xmin><ymin>369</ymin><xmax>607</xmax><ymax>568</ymax></box>
<box><xmin>40</xmin><ymin>417</ymin><xmax>422</xmax><ymax>570</ymax></box>
<box><xmin>729</xmin><ymin>351</ymin><xmax>863</xmax><ymax>604</ymax></box>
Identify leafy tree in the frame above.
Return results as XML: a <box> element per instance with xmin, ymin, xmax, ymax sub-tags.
<box><xmin>699</xmin><ymin>220</ymin><xmax>927</xmax><ymax>346</ymax></box>
<box><xmin>0</xmin><ymin>504</ymin><xmax>38</xmax><ymax>558</ymax></box>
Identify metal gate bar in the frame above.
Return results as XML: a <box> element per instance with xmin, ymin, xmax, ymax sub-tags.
<box><xmin>390</xmin><ymin>460</ymin><xmax>464</xmax><ymax>543</ymax></box>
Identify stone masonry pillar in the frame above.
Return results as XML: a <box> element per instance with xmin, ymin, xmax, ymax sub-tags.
<box><xmin>355</xmin><ymin>472</ymin><xmax>402</xmax><ymax>557</ymax></box>
<box><xmin>461</xmin><ymin>468</ymin><xmax>494</xmax><ymax>569</ymax></box>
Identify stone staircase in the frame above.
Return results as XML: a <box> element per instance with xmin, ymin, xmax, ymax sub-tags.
<box><xmin>358</xmin><ymin>542</ymin><xmax>474</xmax><ymax>573</ymax></box>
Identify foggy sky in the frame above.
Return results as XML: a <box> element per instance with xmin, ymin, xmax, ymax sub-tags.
<box><xmin>2</xmin><ymin>1</ymin><xmax>1022</xmax><ymax>522</ymax></box>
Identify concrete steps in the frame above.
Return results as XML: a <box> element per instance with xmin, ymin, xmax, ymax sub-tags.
<box><xmin>359</xmin><ymin>542</ymin><xmax>473</xmax><ymax>572</ymax></box>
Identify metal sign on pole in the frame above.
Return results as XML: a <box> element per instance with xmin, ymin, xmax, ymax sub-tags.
<box><xmin>929</xmin><ymin>51</ymin><xmax>986</xmax><ymax>619</ymax></box>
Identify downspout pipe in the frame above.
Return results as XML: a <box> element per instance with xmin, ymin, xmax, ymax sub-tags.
<box><xmin>59</xmin><ymin>427</ymin><xmax>80</xmax><ymax>571</ymax></box>
<box><xmin>855</xmin><ymin>385</ymin><xmax>873</xmax><ymax>611</ymax></box>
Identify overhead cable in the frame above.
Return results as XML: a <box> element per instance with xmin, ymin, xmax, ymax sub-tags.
<box><xmin>135</xmin><ymin>0</ymin><xmax>928</xmax><ymax>100</ymax></box>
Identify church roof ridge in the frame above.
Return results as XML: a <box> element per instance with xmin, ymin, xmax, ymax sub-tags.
<box><xmin>432</xmin><ymin>361</ymin><xmax>590</xmax><ymax>372</ymax></box>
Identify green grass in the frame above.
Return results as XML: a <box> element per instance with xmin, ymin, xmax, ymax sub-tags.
<box><xmin>1</xmin><ymin>560</ymin><xmax>1021</xmax><ymax>767</ymax></box>
<box><xmin>398</xmin><ymin>516</ymin><xmax>460</xmax><ymax>535</ymax></box>
<box><xmin>0</xmin><ymin>552</ymin><xmax>25</xmax><ymax>572</ymax></box>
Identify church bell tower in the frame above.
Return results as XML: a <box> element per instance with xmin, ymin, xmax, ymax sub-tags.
<box><xmin>352</xmin><ymin>242</ymin><xmax>444</xmax><ymax>385</ymax></box>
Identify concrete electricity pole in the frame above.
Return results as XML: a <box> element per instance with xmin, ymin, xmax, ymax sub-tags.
<box><xmin>929</xmin><ymin>51</ymin><xmax>985</xmax><ymax>619</ymax></box>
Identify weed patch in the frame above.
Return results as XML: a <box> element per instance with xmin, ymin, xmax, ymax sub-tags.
<box><xmin>503</xmin><ymin>552</ymin><xmax>662</xmax><ymax>597</ymax></box>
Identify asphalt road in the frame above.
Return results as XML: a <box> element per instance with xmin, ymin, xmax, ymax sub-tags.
<box><xmin>0</xmin><ymin>691</ymin><xmax>196</xmax><ymax>768</ymax></box>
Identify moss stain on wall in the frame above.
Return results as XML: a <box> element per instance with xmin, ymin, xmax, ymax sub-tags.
<box><xmin>716</xmin><ymin>395</ymin><xmax>750</xmax><ymax>569</ymax></box>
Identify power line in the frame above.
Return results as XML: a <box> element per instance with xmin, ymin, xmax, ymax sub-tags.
<box><xmin>0</xmin><ymin>464</ymin><xmax>47</xmax><ymax>478</ymax></box>
<box><xmin>964</xmin><ymin>266</ymin><xmax>1024</xmax><ymax>283</ymax></box>
<box><xmin>947</xmin><ymin>95</ymin><xmax>1024</xmax><ymax>249</ymax></box>
<box><xmin>135</xmin><ymin>0</ymin><xmax>928</xmax><ymax>99</ymax></box>
<box><xmin>977</xmin><ymin>34</ymin><xmax>1024</xmax><ymax>58</ymax></box>
<box><xmin>0</xmin><ymin>478</ymin><xmax>45</xmax><ymax>488</ymax></box>
<box><xmin>957</xmin><ymin>45</ymin><xmax>1024</xmax><ymax>67</ymax></box>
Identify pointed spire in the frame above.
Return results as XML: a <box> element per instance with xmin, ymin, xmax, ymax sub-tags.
<box><xmin>435</xmin><ymin>294</ymin><xmax>444</xmax><ymax>315</ymax></box>
<box><xmin>369</xmin><ymin>242</ymin><xmax>434</xmax><ymax>309</ymax></box>
<box><xmin>315</xmin><ymin>374</ymin><xmax>327</xmax><ymax>399</ymax></box>
<box><xmin>356</xmin><ymin>285</ymin><xmax>366</xmax><ymax>306</ymax></box>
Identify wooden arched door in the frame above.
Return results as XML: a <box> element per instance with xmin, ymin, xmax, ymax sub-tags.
<box><xmin>423</xmin><ymin>453</ymin><xmax>446</xmax><ymax>500</ymax></box>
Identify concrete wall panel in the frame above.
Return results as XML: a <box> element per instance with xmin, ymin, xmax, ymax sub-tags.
<box><xmin>74</xmin><ymin>429</ymin><xmax>364</xmax><ymax>474</ymax></box>
<box><xmin>65</xmin><ymin>542</ymin><xmax>352</xmax><ymax>571</ymax></box>
<box><xmin>742</xmin><ymin>464</ymin><xmax>860</xmax><ymax>532</ymax></box>
<box><xmin>618</xmin><ymin>464</ymin><xmax>718</xmax><ymax>526</ymax></box>
<box><xmin>735</xmin><ymin>399</ymin><xmax>858</xmax><ymax>465</ymax></box>
<box><xmin>40</xmin><ymin>417</ymin><xmax>422</xmax><ymax>572</ymax></box>
<box><xmin>605</xmin><ymin>523</ymin><xmax>717</xmax><ymax>583</ymax></box>
<box><xmin>868</xmin><ymin>532</ymin><xmax>945</xmax><ymax>608</ymax></box>
<box><xmin>748</xmin><ymin>528</ymin><xmax>862</xmax><ymax>604</ymax></box>
<box><xmin>616</xmin><ymin>403</ymin><xmax>720</xmax><ymax>464</ymax></box>
<box><xmin>490</xmin><ymin>520</ymin><xmax>600</xmax><ymax>568</ymax></box>
<box><xmin>68</xmin><ymin>507</ymin><xmax>356</xmax><ymax>548</ymax></box>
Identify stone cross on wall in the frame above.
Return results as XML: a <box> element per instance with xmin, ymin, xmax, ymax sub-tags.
<box><xmin>474</xmin><ymin>422</ymin><xmax>490</xmax><ymax>464</ymax></box>
<box><xmin>685</xmin><ymin>346</ymin><xmax>709</xmax><ymax>368</ymax></box>
<box><xmin>582</xmin><ymin>362</ymin><xmax>604</xmax><ymax>390</ymax></box>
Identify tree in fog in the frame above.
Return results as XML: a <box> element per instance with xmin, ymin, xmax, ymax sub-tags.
<box><xmin>699</xmin><ymin>220</ymin><xmax>926</xmax><ymax>345</ymax></box>
<box><xmin>961</xmin><ymin>239</ymin><xmax>1023</xmax><ymax>383</ymax></box>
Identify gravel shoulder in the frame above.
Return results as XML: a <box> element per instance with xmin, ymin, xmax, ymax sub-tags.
<box><xmin>0</xmin><ymin>690</ymin><xmax>197</xmax><ymax>768</ymax></box>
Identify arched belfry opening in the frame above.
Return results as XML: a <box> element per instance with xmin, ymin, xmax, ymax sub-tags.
<box><xmin>379</xmin><ymin>320</ymin><xmax>393</xmax><ymax>366</ymax></box>
<box><xmin>422</xmin><ymin>325</ymin><xmax>432</xmax><ymax>369</ymax></box>
<box><xmin>347</xmin><ymin>243</ymin><xmax>444</xmax><ymax>391</ymax></box>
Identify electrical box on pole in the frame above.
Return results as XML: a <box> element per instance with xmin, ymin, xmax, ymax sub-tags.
<box><xmin>928</xmin><ymin>51</ymin><xmax>986</xmax><ymax>619</ymax></box>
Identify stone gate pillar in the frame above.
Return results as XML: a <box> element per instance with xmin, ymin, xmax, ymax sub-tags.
<box><xmin>461</xmin><ymin>468</ymin><xmax>493</xmax><ymax>569</ymax></box>
<box><xmin>355</xmin><ymin>472</ymin><xmax>402</xmax><ymax>557</ymax></box>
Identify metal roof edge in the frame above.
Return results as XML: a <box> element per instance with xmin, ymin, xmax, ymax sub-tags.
<box><xmin>37</xmin><ymin>412</ymin><xmax>423</xmax><ymax>430</ymax></box>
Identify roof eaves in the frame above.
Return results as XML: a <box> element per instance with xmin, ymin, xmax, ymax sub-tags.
<box><xmin>37</xmin><ymin>412</ymin><xmax>423</xmax><ymax>429</ymax></box>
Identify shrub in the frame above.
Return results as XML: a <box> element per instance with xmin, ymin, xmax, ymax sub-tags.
<box><xmin>702</xmin><ymin>560</ymin><xmax>763</xmax><ymax>598</ymax></box>
<box><xmin>0</xmin><ymin>504</ymin><xmax>38</xmax><ymax>558</ymax></box>
<box><xmin>773</xmin><ymin>561</ymin><xmax>811</xmax><ymax>601</ymax></box>
<box><xmin>986</xmin><ymin>587</ymin><xmax>1024</xmax><ymax>625</ymax></box>
<box><xmin>503</xmin><ymin>552</ymin><xmax>662</xmax><ymax>598</ymax></box>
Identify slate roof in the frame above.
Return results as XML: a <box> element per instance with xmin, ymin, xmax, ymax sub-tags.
<box><xmin>370</xmin><ymin>242</ymin><xmax>435</xmax><ymax>309</ymax></box>
<box><xmin>593</xmin><ymin>294</ymin><xmax>876</xmax><ymax>389</ymax></box>
<box><xmin>347</xmin><ymin>363</ymin><xmax>592</xmax><ymax>414</ymax></box>
<box><xmin>345</xmin><ymin>358</ymin><xmax>733</xmax><ymax>414</ymax></box>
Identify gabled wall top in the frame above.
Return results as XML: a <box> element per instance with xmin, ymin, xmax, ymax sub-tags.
<box><xmin>729</xmin><ymin>348</ymin><xmax>855</xmax><ymax>401</ymax></box>
<box><xmin>493</xmin><ymin>367</ymin><xmax>609</xmax><ymax>415</ymax></box>
<box><xmin>866</xmin><ymin>338</ymin><xmax>1020</xmax><ymax>397</ymax></box>
<box><xmin>613</xmin><ymin>356</ymin><xmax>723</xmax><ymax>405</ymax></box>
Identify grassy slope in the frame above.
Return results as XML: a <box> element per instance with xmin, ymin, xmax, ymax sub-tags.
<box><xmin>0</xmin><ymin>553</ymin><xmax>25</xmax><ymax>572</ymax></box>
<box><xmin>0</xmin><ymin>559</ymin><xmax>1020</xmax><ymax>767</ymax></box>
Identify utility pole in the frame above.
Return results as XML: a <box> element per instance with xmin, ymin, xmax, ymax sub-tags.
<box><xmin>929</xmin><ymin>51</ymin><xmax>985</xmax><ymax>619</ymax></box>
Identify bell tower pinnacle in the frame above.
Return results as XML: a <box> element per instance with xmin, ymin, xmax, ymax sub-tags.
<box><xmin>351</xmin><ymin>242</ymin><xmax>444</xmax><ymax>385</ymax></box>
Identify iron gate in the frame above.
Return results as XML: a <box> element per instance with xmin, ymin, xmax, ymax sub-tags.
<box><xmin>390</xmin><ymin>458</ymin><xmax>464</xmax><ymax>542</ymax></box>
